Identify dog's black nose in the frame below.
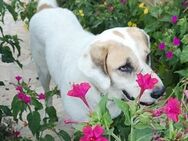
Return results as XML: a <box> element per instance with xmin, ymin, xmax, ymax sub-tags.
<box><xmin>150</xmin><ymin>87</ymin><xmax>165</xmax><ymax>99</ymax></box>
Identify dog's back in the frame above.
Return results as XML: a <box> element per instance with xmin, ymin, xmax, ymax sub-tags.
<box><xmin>29</xmin><ymin>0</ymin><xmax>94</xmax><ymax>106</ymax></box>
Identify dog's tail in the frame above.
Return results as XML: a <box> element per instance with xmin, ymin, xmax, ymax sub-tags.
<box><xmin>37</xmin><ymin>0</ymin><xmax>58</xmax><ymax>12</ymax></box>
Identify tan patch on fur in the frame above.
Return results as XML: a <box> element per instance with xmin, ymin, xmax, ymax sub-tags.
<box><xmin>90</xmin><ymin>41</ymin><xmax>138</xmax><ymax>76</ymax></box>
<box><xmin>90</xmin><ymin>42</ymin><xmax>109</xmax><ymax>74</ymax></box>
<box><xmin>127</xmin><ymin>27</ymin><xmax>149</xmax><ymax>53</ymax></box>
<box><xmin>106</xmin><ymin>42</ymin><xmax>138</xmax><ymax>75</ymax></box>
<box><xmin>38</xmin><ymin>4</ymin><xmax>53</xmax><ymax>12</ymax></box>
<box><xmin>113</xmin><ymin>31</ymin><xmax>124</xmax><ymax>39</ymax></box>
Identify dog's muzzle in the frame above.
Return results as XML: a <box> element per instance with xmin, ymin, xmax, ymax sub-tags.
<box><xmin>122</xmin><ymin>90</ymin><xmax>155</xmax><ymax>106</ymax></box>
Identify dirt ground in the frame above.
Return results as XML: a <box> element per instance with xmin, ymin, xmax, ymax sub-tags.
<box><xmin>0</xmin><ymin>12</ymin><xmax>72</xmax><ymax>140</ymax></box>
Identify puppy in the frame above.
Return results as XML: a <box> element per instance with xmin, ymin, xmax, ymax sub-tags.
<box><xmin>29</xmin><ymin>0</ymin><xmax>165</xmax><ymax>121</ymax></box>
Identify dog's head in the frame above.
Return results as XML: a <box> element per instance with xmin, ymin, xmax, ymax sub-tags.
<box><xmin>79</xmin><ymin>27</ymin><xmax>165</xmax><ymax>105</ymax></box>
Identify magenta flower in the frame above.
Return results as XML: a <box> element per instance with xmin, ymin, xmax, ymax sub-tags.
<box><xmin>15</xmin><ymin>75</ymin><xmax>22</xmax><ymax>83</ymax></box>
<box><xmin>173</xmin><ymin>37</ymin><xmax>181</xmax><ymax>46</ymax></box>
<box><xmin>17</xmin><ymin>92</ymin><xmax>25</xmax><ymax>100</ymax></box>
<box><xmin>13</xmin><ymin>130</ymin><xmax>20</xmax><ymax>138</ymax></box>
<box><xmin>120</xmin><ymin>0</ymin><xmax>127</xmax><ymax>4</ymax></box>
<box><xmin>152</xmin><ymin>108</ymin><xmax>164</xmax><ymax>117</ymax></box>
<box><xmin>107</xmin><ymin>5</ymin><xmax>114</xmax><ymax>12</ymax></box>
<box><xmin>166</xmin><ymin>51</ymin><xmax>173</xmax><ymax>59</ymax></box>
<box><xmin>182</xmin><ymin>0</ymin><xmax>188</xmax><ymax>8</ymax></box>
<box><xmin>164</xmin><ymin>97</ymin><xmax>181</xmax><ymax>122</ymax></box>
<box><xmin>80</xmin><ymin>125</ymin><xmax>108</xmax><ymax>141</ymax></box>
<box><xmin>171</xmin><ymin>15</ymin><xmax>178</xmax><ymax>24</ymax></box>
<box><xmin>136</xmin><ymin>73</ymin><xmax>158</xmax><ymax>92</ymax></box>
<box><xmin>68</xmin><ymin>82</ymin><xmax>91</xmax><ymax>109</ymax></box>
<box><xmin>158</xmin><ymin>42</ymin><xmax>166</xmax><ymax>50</ymax></box>
<box><xmin>17</xmin><ymin>92</ymin><xmax>31</xmax><ymax>104</ymax></box>
<box><xmin>37</xmin><ymin>93</ymin><xmax>46</xmax><ymax>100</ymax></box>
<box><xmin>16</xmin><ymin>86</ymin><xmax>23</xmax><ymax>92</ymax></box>
<box><xmin>136</xmin><ymin>73</ymin><xmax>158</xmax><ymax>99</ymax></box>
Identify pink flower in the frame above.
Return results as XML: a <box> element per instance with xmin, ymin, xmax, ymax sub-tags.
<box><xmin>164</xmin><ymin>97</ymin><xmax>181</xmax><ymax>122</ymax></box>
<box><xmin>13</xmin><ymin>130</ymin><xmax>20</xmax><ymax>138</ymax></box>
<box><xmin>171</xmin><ymin>15</ymin><xmax>178</xmax><ymax>24</ymax></box>
<box><xmin>37</xmin><ymin>93</ymin><xmax>46</xmax><ymax>100</ymax></box>
<box><xmin>107</xmin><ymin>5</ymin><xmax>114</xmax><ymax>12</ymax></box>
<box><xmin>173</xmin><ymin>37</ymin><xmax>181</xmax><ymax>46</ymax></box>
<box><xmin>80</xmin><ymin>125</ymin><xmax>108</xmax><ymax>141</ymax></box>
<box><xmin>15</xmin><ymin>75</ymin><xmax>22</xmax><ymax>83</ymax></box>
<box><xmin>68</xmin><ymin>82</ymin><xmax>91</xmax><ymax>109</ymax></box>
<box><xmin>120</xmin><ymin>0</ymin><xmax>127</xmax><ymax>4</ymax></box>
<box><xmin>182</xmin><ymin>0</ymin><xmax>188</xmax><ymax>8</ymax></box>
<box><xmin>17</xmin><ymin>92</ymin><xmax>31</xmax><ymax>104</ymax></box>
<box><xmin>16</xmin><ymin>86</ymin><xmax>23</xmax><ymax>92</ymax></box>
<box><xmin>136</xmin><ymin>73</ymin><xmax>158</xmax><ymax>92</ymax></box>
<box><xmin>158</xmin><ymin>42</ymin><xmax>166</xmax><ymax>50</ymax></box>
<box><xmin>17</xmin><ymin>92</ymin><xmax>25</xmax><ymax>100</ymax></box>
<box><xmin>184</xmin><ymin>90</ymin><xmax>188</xmax><ymax>99</ymax></box>
<box><xmin>152</xmin><ymin>108</ymin><xmax>164</xmax><ymax>117</ymax></box>
<box><xmin>166</xmin><ymin>51</ymin><xmax>173</xmax><ymax>59</ymax></box>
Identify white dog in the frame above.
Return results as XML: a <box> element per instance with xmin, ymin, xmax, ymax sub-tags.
<box><xmin>29</xmin><ymin>0</ymin><xmax>165</xmax><ymax>121</ymax></box>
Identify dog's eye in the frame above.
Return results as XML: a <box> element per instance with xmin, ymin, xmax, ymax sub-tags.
<box><xmin>146</xmin><ymin>53</ymin><xmax>151</xmax><ymax>65</ymax></box>
<box><xmin>118</xmin><ymin>63</ymin><xmax>133</xmax><ymax>73</ymax></box>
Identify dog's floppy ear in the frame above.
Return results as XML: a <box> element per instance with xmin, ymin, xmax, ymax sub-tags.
<box><xmin>78</xmin><ymin>42</ymin><xmax>111</xmax><ymax>90</ymax></box>
<box><xmin>140</xmin><ymin>29</ymin><xmax>150</xmax><ymax>48</ymax></box>
<box><xmin>141</xmin><ymin>29</ymin><xmax>151</xmax><ymax>66</ymax></box>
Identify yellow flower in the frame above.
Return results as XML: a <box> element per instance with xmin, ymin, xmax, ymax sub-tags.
<box><xmin>139</xmin><ymin>3</ymin><xmax>145</xmax><ymax>8</ymax></box>
<box><xmin>128</xmin><ymin>21</ymin><xmax>137</xmax><ymax>27</ymax></box>
<box><xmin>23</xmin><ymin>22</ymin><xmax>29</xmax><ymax>31</ymax></box>
<box><xmin>128</xmin><ymin>21</ymin><xmax>133</xmax><ymax>27</ymax></box>
<box><xmin>144</xmin><ymin>8</ymin><xmax>149</xmax><ymax>14</ymax></box>
<box><xmin>132</xmin><ymin>23</ymin><xmax>137</xmax><ymax>27</ymax></box>
<box><xmin>78</xmin><ymin>10</ymin><xmax>84</xmax><ymax>17</ymax></box>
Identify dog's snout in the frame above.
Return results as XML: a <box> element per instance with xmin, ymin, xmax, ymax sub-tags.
<box><xmin>150</xmin><ymin>87</ymin><xmax>165</xmax><ymax>99</ymax></box>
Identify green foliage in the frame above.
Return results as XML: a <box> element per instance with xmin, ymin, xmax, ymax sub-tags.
<box><xmin>0</xmin><ymin>0</ymin><xmax>37</xmax><ymax>68</ymax></box>
<box><xmin>0</xmin><ymin>1</ymin><xmax>22</xmax><ymax>67</ymax></box>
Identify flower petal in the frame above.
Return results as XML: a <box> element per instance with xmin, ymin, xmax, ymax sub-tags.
<box><xmin>83</xmin><ymin>126</ymin><xmax>93</xmax><ymax>137</ymax></box>
<box><xmin>93</xmin><ymin>125</ymin><xmax>104</xmax><ymax>138</ymax></box>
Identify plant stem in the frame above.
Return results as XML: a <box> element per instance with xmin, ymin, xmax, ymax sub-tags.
<box><xmin>111</xmin><ymin>132</ymin><xmax>121</xmax><ymax>141</ymax></box>
<box><xmin>130</xmin><ymin>117</ymin><xmax>134</xmax><ymax>141</ymax></box>
<box><xmin>169</xmin><ymin>120</ymin><xmax>174</xmax><ymax>139</ymax></box>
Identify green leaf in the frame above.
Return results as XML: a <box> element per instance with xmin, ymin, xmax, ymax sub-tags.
<box><xmin>40</xmin><ymin>134</ymin><xmax>55</xmax><ymax>141</ymax></box>
<box><xmin>45</xmin><ymin>106</ymin><xmax>58</xmax><ymax>122</ymax></box>
<box><xmin>132</xmin><ymin>128</ymin><xmax>153</xmax><ymax>141</ymax></box>
<box><xmin>97</xmin><ymin>95</ymin><xmax>108</xmax><ymax>116</ymax></box>
<box><xmin>58</xmin><ymin>130</ymin><xmax>71</xmax><ymax>141</ymax></box>
<box><xmin>114</xmin><ymin>99</ymin><xmax>131</xmax><ymax>125</ymax></box>
<box><xmin>11</xmin><ymin>95</ymin><xmax>27</xmax><ymax>121</ymax></box>
<box><xmin>128</xmin><ymin>101</ymin><xmax>138</xmax><ymax>116</ymax></box>
<box><xmin>102</xmin><ymin>111</ymin><xmax>113</xmax><ymax>127</ymax></box>
<box><xmin>31</xmin><ymin>98</ymin><xmax>43</xmax><ymax>111</ymax></box>
<box><xmin>5</xmin><ymin>3</ymin><xmax>17</xmax><ymax>21</ymax></box>
<box><xmin>0</xmin><ymin>81</ymin><xmax>5</xmax><ymax>86</ymax></box>
<box><xmin>180</xmin><ymin>46</ymin><xmax>188</xmax><ymax>63</ymax></box>
<box><xmin>175</xmin><ymin>69</ymin><xmax>188</xmax><ymax>77</ymax></box>
<box><xmin>182</xmin><ymin>34</ymin><xmax>188</xmax><ymax>45</ymax></box>
<box><xmin>0</xmin><ymin>105</ymin><xmax>12</xmax><ymax>116</ymax></box>
<box><xmin>1</xmin><ymin>47</ymin><xmax>15</xmax><ymax>63</ymax></box>
<box><xmin>177</xmin><ymin>17</ymin><xmax>188</xmax><ymax>36</ymax></box>
<box><xmin>27</xmin><ymin>111</ymin><xmax>41</xmax><ymax>136</ymax></box>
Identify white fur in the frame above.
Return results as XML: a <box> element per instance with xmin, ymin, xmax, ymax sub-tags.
<box><xmin>29</xmin><ymin>0</ymin><xmax>164</xmax><ymax>121</ymax></box>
